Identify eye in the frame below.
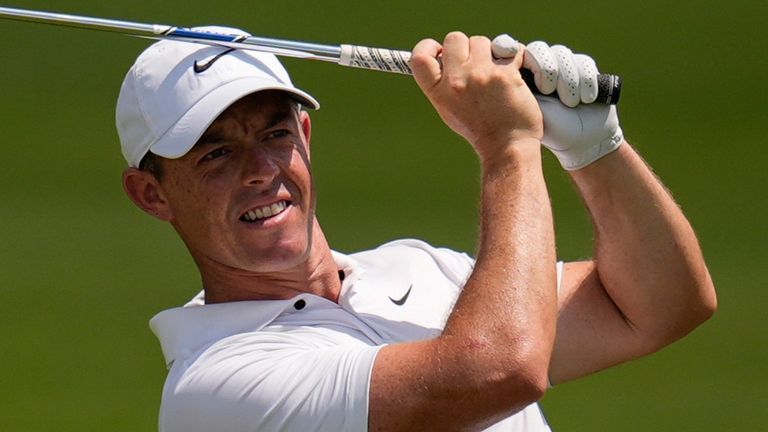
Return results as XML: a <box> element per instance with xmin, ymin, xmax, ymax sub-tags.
<box><xmin>267</xmin><ymin>129</ymin><xmax>291</xmax><ymax>139</ymax></box>
<box><xmin>202</xmin><ymin>147</ymin><xmax>231</xmax><ymax>161</ymax></box>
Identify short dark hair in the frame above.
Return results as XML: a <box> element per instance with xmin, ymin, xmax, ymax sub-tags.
<box><xmin>139</xmin><ymin>151</ymin><xmax>164</xmax><ymax>180</ymax></box>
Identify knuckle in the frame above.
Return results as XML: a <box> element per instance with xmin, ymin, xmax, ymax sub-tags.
<box><xmin>412</xmin><ymin>38</ymin><xmax>438</xmax><ymax>52</ymax></box>
<box><xmin>445</xmin><ymin>31</ymin><xmax>467</xmax><ymax>41</ymax></box>
<box><xmin>540</xmin><ymin>60</ymin><xmax>558</xmax><ymax>75</ymax></box>
<box><xmin>527</xmin><ymin>41</ymin><xmax>550</xmax><ymax>54</ymax></box>
<box><xmin>488</xmin><ymin>69</ymin><xmax>508</xmax><ymax>83</ymax></box>
<box><xmin>445</xmin><ymin>75</ymin><xmax>468</xmax><ymax>92</ymax></box>
<box><xmin>410</xmin><ymin>52</ymin><xmax>431</xmax><ymax>66</ymax></box>
<box><xmin>467</xmin><ymin>70</ymin><xmax>492</xmax><ymax>86</ymax></box>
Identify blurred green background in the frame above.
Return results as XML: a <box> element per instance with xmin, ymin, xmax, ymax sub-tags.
<box><xmin>1</xmin><ymin>0</ymin><xmax>765</xmax><ymax>430</ymax></box>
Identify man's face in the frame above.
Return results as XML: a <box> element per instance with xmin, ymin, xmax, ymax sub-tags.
<box><xmin>154</xmin><ymin>91</ymin><xmax>316</xmax><ymax>274</ymax></box>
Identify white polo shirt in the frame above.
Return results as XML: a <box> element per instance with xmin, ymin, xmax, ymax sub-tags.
<box><xmin>151</xmin><ymin>239</ymin><xmax>554</xmax><ymax>431</ymax></box>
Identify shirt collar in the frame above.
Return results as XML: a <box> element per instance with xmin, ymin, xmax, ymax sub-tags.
<box><xmin>150</xmin><ymin>250</ymin><xmax>366</xmax><ymax>368</ymax></box>
<box><xmin>149</xmin><ymin>299</ymin><xmax>295</xmax><ymax>368</ymax></box>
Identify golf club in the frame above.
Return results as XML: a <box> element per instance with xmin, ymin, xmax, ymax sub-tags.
<box><xmin>0</xmin><ymin>6</ymin><xmax>621</xmax><ymax>104</ymax></box>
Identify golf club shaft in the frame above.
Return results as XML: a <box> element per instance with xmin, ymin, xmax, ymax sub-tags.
<box><xmin>0</xmin><ymin>6</ymin><xmax>621</xmax><ymax>104</ymax></box>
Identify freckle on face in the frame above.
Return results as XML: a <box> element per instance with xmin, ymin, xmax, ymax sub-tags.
<box><xmin>158</xmin><ymin>91</ymin><xmax>315</xmax><ymax>273</ymax></box>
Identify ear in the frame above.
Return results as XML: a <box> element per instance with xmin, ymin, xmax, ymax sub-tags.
<box><xmin>122</xmin><ymin>168</ymin><xmax>174</xmax><ymax>221</ymax></box>
<box><xmin>299</xmin><ymin>110</ymin><xmax>312</xmax><ymax>151</ymax></box>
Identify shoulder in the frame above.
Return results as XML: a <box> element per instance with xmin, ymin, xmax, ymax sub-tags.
<box><xmin>160</xmin><ymin>312</ymin><xmax>381</xmax><ymax>431</ymax></box>
<box><xmin>350</xmin><ymin>238</ymin><xmax>475</xmax><ymax>284</ymax></box>
<box><xmin>332</xmin><ymin>239</ymin><xmax>475</xmax><ymax>341</ymax></box>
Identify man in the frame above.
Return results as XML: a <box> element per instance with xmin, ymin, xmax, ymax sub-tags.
<box><xmin>118</xmin><ymin>26</ymin><xmax>716</xmax><ymax>431</ymax></box>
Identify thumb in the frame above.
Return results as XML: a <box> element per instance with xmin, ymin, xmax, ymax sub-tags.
<box><xmin>410</xmin><ymin>38</ymin><xmax>443</xmax><ymax>92</ymax></box>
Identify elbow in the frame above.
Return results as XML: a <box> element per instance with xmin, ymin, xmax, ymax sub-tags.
<box><xmin>693</xmin><ymin>275</ymin><xmax>717</xmax><ymax>324</ymax></box>
<box><xmin>487</xmin><ymin>341</ymin><xmax>552</xmax><ymax>406</ymax></box>
<box><xmin>503</xmin><ymin>331</ymin><xmax>554</xmax><ymax>403</ymax></box>
<box><xmin>446</xmin><ymin>319</ymin><xmax>555</xmax><ymax>409</ymax></box>
<box><xmin>686</xmin><ymin>249</ymin><xmax>718</xmax><ymax>320</ymax></box>
<box><xmin>669</xmin><ymin>264</ymin><xmax>718</xmax><ymax>336</ymax></box>
<box><xmin>455</xmin><ymin>336</ymin><xmax>552</xmax><ymax>406</ymax></box>
<box><xmin>506</xmin><ymin>376</ymin><xmax>548</xmax><ymax>409</ymax></box>
<box><xmin>674</xmin><ymin>273</ymin><xmax>718</xmax><ymax>340</ymax></box>
<box><xmin>480</xmin><ymin>359</ymin><xmax>548</xmax><ymax>410</ymax></box>
<box><xmin>647</xmin><ymin>273</ymin><xmax>718</xmax><ymax>349</ymax></box>
<box><xmin>685</xmin><ymin>265</ymin><xmax>717</xmax><ymax>328</ymax></box>
<box><xmin>671</xmin><ymin>277</ymin><xmax>717</xmax><ymax>348</ymax></box>
<box><xmin>518</xmin><ymin>347</ymin><xmax>552</xmax><ymax>401</ymax></box>
<box><xmin>516</xmin><ymin>360</ymin><xmax>551</xmax><ymax>407</ymax></box>
<box><xmin>516</xmin><ymin>364</ymin><xmax>550</xmax><ymax>404</ymax></box>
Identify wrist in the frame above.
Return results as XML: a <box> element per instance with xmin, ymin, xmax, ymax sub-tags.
<box><xmin>552</xmin><ymin>130</ymin><xmax>624</xmax><ymax>171</ymax></box>
<box><xmin>567</xmin><ymin>138</ymin><xmax>629</xmax><ymax>175</ymax></box>
<box><xmin>537</xmin><ymin>98</ymin><xmax>623</xmax><ymax>171</ymax></box>
<box><xmin>479</xmin><ymin>138</ymin><xmax>542</xmax><ymax>174</ymax></box>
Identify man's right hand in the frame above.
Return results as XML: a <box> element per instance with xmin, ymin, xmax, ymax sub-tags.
<box><xmin>410</xmin><ymin>32</ymin><xmax>544</xmax><ymax>165</ymax></box>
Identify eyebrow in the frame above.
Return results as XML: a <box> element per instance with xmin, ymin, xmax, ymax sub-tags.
<box><xmin>193</xmin><ymin>108</ymin><xmax>296</xmax><ymax>150</ymax></box>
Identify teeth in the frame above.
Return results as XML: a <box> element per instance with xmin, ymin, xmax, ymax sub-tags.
<box><xmin>242</xmin><ymin>201</ymin><xmax>288</xmax><ymax>222</ymax></box>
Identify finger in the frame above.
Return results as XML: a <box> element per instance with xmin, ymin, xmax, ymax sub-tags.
<box><xmin>575</xmin><ymin>53</ymin><xmax>599</xmax><ymax>104</ymax></box>
<box><xmin>509</xmin><ymin>44</ymin><xmax>526</xmax><ymax>70</ymax></box>
<box><xmin>411</xmin><ymin>38</ymin><xmax>443</xmax><ymax>90</ymax></box>
<box><xmin>491</xmin><ymin>34</ymin><xmax>520</xmax><ymax>59</ymax></box>
<box><xmin>523</xmin><ymin>41</ymin><xmax>558</xmax><ymax>95</ymax></box>
<box><xmin>551</xmin><ymin>45</ymin><xmax>580</xmax><ymax>108</ymax></box>
<box><xmin>468</xmin><ymin>35</ymin><xmax>492</xmax><ymax>64</ymax></box>
<box><xmin>441</xmin><ymin>31</ymin><xmax>470</xmax><ymax>70</ymax></box>
<box><xmin>494</xmin><ymin>43</ymin><xmax>526</xmax><ymax>74</ymax></box>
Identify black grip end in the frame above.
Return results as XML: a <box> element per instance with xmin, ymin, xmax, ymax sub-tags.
<box><xmin>520</xmin><ymin>68</ymin><xmax>621</xmax><ymax>105</ymax></box>
<box><xmin>596</xmin><ymin>74</ymin><xmax>621</xmax><ymax>105</ymax></box>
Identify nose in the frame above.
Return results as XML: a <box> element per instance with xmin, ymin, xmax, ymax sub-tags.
<box><xmin>242</xmin><ymin>146</ymin><xmax>280</xmax><ymax>186</ymax></box>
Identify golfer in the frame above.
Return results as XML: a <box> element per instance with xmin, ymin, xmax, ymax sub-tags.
<box><xmin>117</xmin><ymin>27</ymin><xmax>716</xmax><ymax>431</ymax></box>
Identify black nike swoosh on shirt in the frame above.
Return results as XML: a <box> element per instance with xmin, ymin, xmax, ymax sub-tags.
<box><xmin>389</xmin><ymin>285</ymin><xmax>413</xmax><ymax>306</ymax></box>
<box><xmin>193</xmin><ymin>48</ymin><xmax>236</xmax><ymax>73</ymax></box>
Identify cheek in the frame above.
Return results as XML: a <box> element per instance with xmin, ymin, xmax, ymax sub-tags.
<box><xmin>173</xmin><ymin>193</ymin><xmax>229</xmax><ymax>248</ymax></box>
<box><xmin>286</xmin><ymin>157</ymin><xmax>313</xmax><ymax>207</ymax></box>
<box><xmin>165</xmin><ymin>176</ymin><xmax>228</xmax><ymax>227</ymax></box>
<box><xmin>288</xmin><ymin>147</ymin><xmax>312</xmax><ymax>182</ymax></box>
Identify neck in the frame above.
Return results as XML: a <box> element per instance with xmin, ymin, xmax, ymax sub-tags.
<box><xmin>200</xmin><ymin>222</ymin><xmax>341</xmax><ymax>304</ymax></box>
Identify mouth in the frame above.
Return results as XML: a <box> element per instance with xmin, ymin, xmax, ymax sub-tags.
<box><xmin>240</xmin><ymin>200</ymin><xmax>291</xmax><ymax>223</ymax></box>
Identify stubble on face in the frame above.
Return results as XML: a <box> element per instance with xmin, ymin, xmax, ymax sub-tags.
<box><xmin>156</xmin><ymin>91</ymin><xmax>318</xmax><ymax>279</ymax></box>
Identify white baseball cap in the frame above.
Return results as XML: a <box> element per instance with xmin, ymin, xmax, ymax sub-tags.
<box><xmin>116</xmin><ymin>26</ymin><xmax>320</xmax><ymax>168</ymax></box>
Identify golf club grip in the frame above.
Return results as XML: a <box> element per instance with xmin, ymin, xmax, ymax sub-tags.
<box><xmin>339</xmin><ymin>44</ymin><xmax>621</xmax><ymax>105</ymax></box>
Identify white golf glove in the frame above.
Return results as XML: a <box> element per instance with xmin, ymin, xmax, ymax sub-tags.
<box><xmin>492</xmin><ymin>36</ymin><xmax>624</xmax><ymax>170</ymax></box>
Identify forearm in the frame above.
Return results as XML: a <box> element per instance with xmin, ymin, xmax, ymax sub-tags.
<box><xmin>369</xmin><ymin>34</ymin><xmax>559</xmax><ymax>431</ymax></box>
<box><xmin>570</xmin><ymin>143</ymin><xmax>716</xmax><ymax>345</ymax></box>
<box><xmin>443</xmin><ymin>142</ymin><xmax>556</xmax><ymax>396</ymax></box>
<box><xmin>371</xmin><ymin>142</ymin><xmax>558</xmax><ymax>430</ymax></box>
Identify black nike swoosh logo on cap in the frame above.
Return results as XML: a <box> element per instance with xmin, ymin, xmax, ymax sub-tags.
<box><xmin>389</xmin><ymin>285</ymin><xmax>413</xmax><ymax>306</ymax></box>
<box><xmin>193</xmin><ymin>48</ymin><xmax>236</xmax><ymax>73</ymax></box>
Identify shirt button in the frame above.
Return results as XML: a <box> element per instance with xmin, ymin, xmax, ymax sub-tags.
<box><xmin>294</xmin><ymin>299</ymin><xmax>306</xmax><ymax>310</ymax></box>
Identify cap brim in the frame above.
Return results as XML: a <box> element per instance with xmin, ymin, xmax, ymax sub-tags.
<box><xmin>149</xmin><ymin>77</ymin><xmax>319</xmax><ymax>160</ymax></box>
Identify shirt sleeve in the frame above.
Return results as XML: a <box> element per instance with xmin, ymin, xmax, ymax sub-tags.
<box><xmin>159</xmin><ymin>328</ymin><xmax>382</xmax><ymax>432</ymax></box>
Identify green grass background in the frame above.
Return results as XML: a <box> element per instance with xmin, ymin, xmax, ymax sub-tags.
<box><xmin>1</xmin><ymin>0</ymin><xmax>765</xmax><ymax>430</ymax></box>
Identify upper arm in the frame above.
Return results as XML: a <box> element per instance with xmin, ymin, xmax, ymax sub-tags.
<box><xmin>548</xmin><ymin>261</ymin><xmax>658</xmax><ymax>385</ymax></box>
<box><xmin>369</xmin><ymin>340</ymin><xmax>546</xmax><ymax>432</ymax></box>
